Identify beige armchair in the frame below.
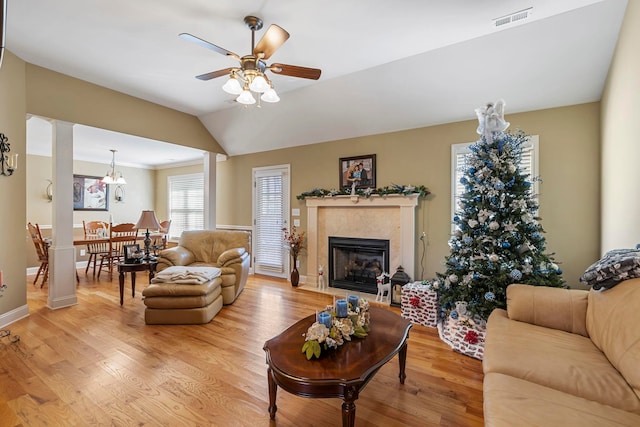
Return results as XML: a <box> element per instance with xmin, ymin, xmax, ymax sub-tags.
<box><xmin>157</xmin><ymin>230</ymin><xmax>251</xmax><ymax>304</ymax></box>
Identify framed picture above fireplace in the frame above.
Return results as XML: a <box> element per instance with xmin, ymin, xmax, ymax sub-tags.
<box><xmin>340</xmin><ymin>154</ymin><xmax>376</xmax><ymax>190</ymax></box>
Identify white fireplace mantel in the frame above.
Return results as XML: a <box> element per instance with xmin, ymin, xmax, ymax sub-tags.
<box><xmin>305</xmin><ymin>194</ymin><xmax>419</xmax><ymax>287</ymax></box>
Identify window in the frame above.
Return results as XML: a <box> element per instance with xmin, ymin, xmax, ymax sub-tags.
<box><xmin>253</xmin><ymin>165</ymin><xmax>290</xmax><ymax>278</ymax></box>
<box><xmin>168</xmin><ymin>173</ymin><xmax>204</xmax><ymax>240</ymax></box>
<box><xmin>451</xmin><ymin>135</ymin><xmax>539</xmax><ymax>219</ymax></box>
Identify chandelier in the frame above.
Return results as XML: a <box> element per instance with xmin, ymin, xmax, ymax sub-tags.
<box><xmin>102</xmin><ymin>149</ymin><xmax>126</xmax><ymax>185</ymax></box>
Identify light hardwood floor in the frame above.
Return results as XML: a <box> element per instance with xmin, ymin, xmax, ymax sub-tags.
<box><xmin>0</xmin><ymin>271</ymin><xmax>484</xmax><ymax>426</ymax></box>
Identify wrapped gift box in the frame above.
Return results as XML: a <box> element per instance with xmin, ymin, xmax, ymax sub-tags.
<box><xmin>438</xmin><ymin>315</ymin><xmax>487</xmax><ymax>360</ymax></box>
<box><xmin>401</xmin><ymin>281</ymin><xmax>438</xmax><ymax>328</ymax></box>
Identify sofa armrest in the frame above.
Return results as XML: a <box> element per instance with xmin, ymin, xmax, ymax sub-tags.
<box><xmin>217</xmin><ymin>247</ymin><xmax>247</xmax><ymax>267</ymax></box>
<box><xmin>158</xmin><ymin>246</ymin><xmax>197</xmax><ymax>268</ymax></box>
<box><xmin>506</xmin><ymin>284</ymin><xmax>589</xmax><ymax>337</ymax></box>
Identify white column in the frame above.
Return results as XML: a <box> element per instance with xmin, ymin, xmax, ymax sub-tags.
<box><xmin>49</xmin><ymin>120</ymin><xmax>78</xmax><ymax>309</ymax></box>
<box><xmin>203</xmin><ymin>152</ymin><xmax>217</xmax><ymax>230</ymax></box>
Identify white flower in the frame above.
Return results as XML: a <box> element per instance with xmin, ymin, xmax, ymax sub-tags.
<box><xmin>508</xmin><ymin>164</ymin><xmax>516</xmax><ymax>173</ymax></box>
<box><xmin>449</xmin><ymin>274</ymin><xmax>459</xmax><ymax>283</ymax></box>
<box><xmin>468</xmin><ymin>219</ymin><xmax>478</xmax><ymax>228</ymax></box>
<box><xmin>489</xmin><ymin>221</ymin><xmax>500</xmax><ymax>231</ymax></box>
<box><xmin>503</xmin><ymin>221</ymin><xmax>518</xmax><ymax>232</ymax></box>
<box><xmin>488</xmin><ymin>253</ymin><xmax>499</xmax><ymax>262</ymax></box>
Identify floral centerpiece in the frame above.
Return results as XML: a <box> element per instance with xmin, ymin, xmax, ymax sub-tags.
<box><xmin>302</xmin><ymin>297</ymin><xmax>371</xmax><ymax>360</ymax></box>
<box><xmin>282</xmin><ymin>225</ymin><xmax>305</xmax><ymax>286</ymax></box>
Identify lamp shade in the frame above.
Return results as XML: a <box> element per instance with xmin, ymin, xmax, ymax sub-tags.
<box><xmin>222</xmin><ymin>76</ymin><xmax>243</xmax><ymax>95</ymax></box>
<box><xmin>236</xmin><ymin>88</ymin><xmax>256</xmax><ymax>105</ymax></box>
<box><xmin>135</xmin><ymin>210</ymin><xmax>161</xmax><ymax>230</ymax></box>
<box><xmin>261</xmin><ymin>88</ymin><xmax>280</xmax><ymax>103</ymax></box>
<box><xmin>249</xmin><ymin>74</ymin><xmax>269</xmax><ymax>93</ymax></box>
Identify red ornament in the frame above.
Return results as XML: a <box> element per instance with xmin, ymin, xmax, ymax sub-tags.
<box><xmin>464</xmin><ymin>330</ymin><xmax>479</xmax><ymax>345</ymax></box>
<box><xmin>409</xmin><ymin>296</ymin><xmax>420</xmax><ymax>307</ymax></box>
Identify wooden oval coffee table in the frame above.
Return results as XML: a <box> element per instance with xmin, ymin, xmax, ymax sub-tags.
<box><xmin>263</xmin><ymin>306</ymin><xmax>412</xmax><ymax>427</ymax></box>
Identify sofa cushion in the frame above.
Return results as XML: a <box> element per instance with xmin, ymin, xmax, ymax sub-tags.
<box><xmin>484</xmin><ymin>309</ymin><xmax>640</xmax><ymax>413</ymax></box>
<box><xmin>506</xmin><ymin>284</ymin><xmax>589</xmax><ymax>337</ymax></box>
<box><xmin>484</xmin><ymin>373</ymin><xmax>640</xmax><ymax>427</ymax></box>
<box><xmin>586</xmin><ymin>278</ymin><xmax>640</xmax><ymax>402</ymax></box>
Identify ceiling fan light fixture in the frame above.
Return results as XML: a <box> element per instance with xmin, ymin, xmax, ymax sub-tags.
<box><xmin>222</xmin><ymin>75</ymin><xmax>243</xmax><ymax>95</ymax></box>
<box><xmin>249</xmin><ymin>73</ymin><xmax>269</xmax><ymax>93</ymax></box>
<box><xmin>261</xmin><ymin>87</ymin><xmax>280</xmax><ymax>103</ymax></box>
<box><xmin>237</xmin><ymin>87</ymin><xmax>256</xmax><ymax>105</ymax></box>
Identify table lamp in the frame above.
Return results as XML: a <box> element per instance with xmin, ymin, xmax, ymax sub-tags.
<box><xmin>135</xmin><ymin>210</ymin><xmax>161</xmax><ymax>260</ymax></box>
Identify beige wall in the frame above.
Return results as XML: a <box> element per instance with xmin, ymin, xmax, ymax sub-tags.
<box><xmin>25</xmin><ymin>64</ymin><xmax>225</xmax><ymax>155</ymax></box>
<box><xmin>601</xmin><ymin>0</ymin><xmax>640</xmax><ymax>253</ymax></box>
<box><xmin>217</xmin><ymin>103</ymin><xmax>601</xmax><ymax>288</ymax></box>
<box><xmin>0</xmin><ymin>51</ymin><xmax>27</xmax><ymax>313</ymax></box>
<box><xmin>26</xmin><ymin>154</ymin><xmax>155</xmax><ymax>268</ymax></box>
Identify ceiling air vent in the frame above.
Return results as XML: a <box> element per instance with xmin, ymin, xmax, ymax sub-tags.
<box><xmin>493</xmin><ymin>7</ymin><xmax>533</xmax><ymax>28</ymax></box>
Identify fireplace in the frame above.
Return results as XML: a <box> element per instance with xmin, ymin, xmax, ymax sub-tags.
<box><xmin>329</xmin><ymin>236</ymin><xmax>390</xmax><ymax>294</ymax></box>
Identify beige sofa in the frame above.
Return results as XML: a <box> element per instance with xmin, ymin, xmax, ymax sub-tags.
<box><xmin>156</xmin><ymin>230</ymin><xmax>251</xmax><ymax>305</ymax></box>
<box><xmin>483</xmin><ymin>280</ymin><xmax>640</xmax><ymax>426</ymax></box>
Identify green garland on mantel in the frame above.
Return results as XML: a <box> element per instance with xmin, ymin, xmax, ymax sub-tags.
<box><xmin>296</xmin><ymin>184</ymin><xmax>430</xmax><ymax>200</ymax></box>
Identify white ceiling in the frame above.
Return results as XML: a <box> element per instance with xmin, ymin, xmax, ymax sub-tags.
<box><xmin>7</xmin><ymin>0</ymin><xmax>628</xmax><ymax>166</ymax></box>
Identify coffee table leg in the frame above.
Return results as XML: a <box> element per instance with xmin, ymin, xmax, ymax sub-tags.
<box><xmin>398</xmin><ymin>342</ymin><xmax>408</xmax><ymax>384</ymax></box>
<box><xmin>342</xmin><ymin>387</ymin><xmax>358</xmax><ymax>427</ymax></box>
<box><xmin>131</xmin><ymin>272</ymin><xmax>136</xmax><ymax>297</ymax></box>
<box><xmin>119</xmin><ymin>270</ymin><xmax>125</xmax><ymax>306</ymax></box>
<box><xmin>267</xmin><ymin>368</ymin><xmax>278</xmax><ymax>419</ymax></box>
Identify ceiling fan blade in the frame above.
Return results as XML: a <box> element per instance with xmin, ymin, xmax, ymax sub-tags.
<box><xmin>269</xmin><ymin>63</ymin><xmax>321</xmax><ymax>80</ymax></box>
<box><xmin>195</xmin><ymin>68</ymin><xmax>235</xmax><ymax>81</ymax></box>
<box><xmin>179</xmin><ymin>33</ymin><xmax>240</xmax><ymax>60</ymax></box>
<box><xmin>253</xmin><ymin>24</ymin><xmax>290</xmax><ymax>60</ymax></box>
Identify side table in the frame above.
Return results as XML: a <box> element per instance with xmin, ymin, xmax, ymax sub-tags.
<box><xmin>116</xmin><ymin>260</ymin><xmax>157</xmax><ymax>306</ymax></box>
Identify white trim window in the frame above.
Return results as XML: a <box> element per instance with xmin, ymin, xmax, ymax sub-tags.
<box><xmin>168</xmin><ymin>173</ymin><xmax>204</xmax><ymax>240</ymax></box>
<box><xmin>451</xmin><ymin>135</ymin><xmax>539</xmax><ymax>220</ymax></box>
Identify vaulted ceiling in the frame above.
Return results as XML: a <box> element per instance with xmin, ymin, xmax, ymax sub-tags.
<box><xmin>8</xmin><ymin>0</ymin><xmax>627</xmax><ymax>166</ymax></box>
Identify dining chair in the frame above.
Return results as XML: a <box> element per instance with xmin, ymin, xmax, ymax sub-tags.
<box><xmin>97</xmin><ymin>222</ymin><xmax>138</xmax><ymax>279</ymax></box>
<box><xmin>82</xmin><ymin>220</ymin><xmax>110</xmax><ymax>277</ymax></box>
<box><xmin>27</xmin><ymin>222</ymin><xmax>49</xmax><ymax>288</ymax></box>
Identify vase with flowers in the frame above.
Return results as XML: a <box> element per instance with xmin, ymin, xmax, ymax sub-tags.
<box><xmin>282</xmin><ymin>225</ymin><xmax>305</xmax><ymax>286</ymax></box>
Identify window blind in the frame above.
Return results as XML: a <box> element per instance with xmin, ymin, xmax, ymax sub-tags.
<box><xmin>254</xmin><ymin>172</ymin><xmax>285</xmax><ymax>273</ymax></box>
<box><xmin>168</xmin><ymin>173</ymin><xmax>204</xmax><ymax>240</ymax></box>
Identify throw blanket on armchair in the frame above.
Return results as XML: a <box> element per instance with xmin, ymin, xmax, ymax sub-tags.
<box><xmin>151</xmin><ymin>266</ymin><xmax>221</xmax><ymax>285</ymax></box>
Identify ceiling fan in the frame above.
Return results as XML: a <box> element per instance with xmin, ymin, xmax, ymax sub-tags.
<box><xmin>180</xmin><ymin>16</ymin><xmax>321</xmax><ymax>105</ymax></box>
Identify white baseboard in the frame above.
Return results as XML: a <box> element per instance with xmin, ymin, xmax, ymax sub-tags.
<box><xmin>0</xmin><ymin>303</ymin><xmax>29</xmax><ymax>329</ymax></box>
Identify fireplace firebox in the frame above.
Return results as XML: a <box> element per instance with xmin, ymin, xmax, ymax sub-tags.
<box><xmin>328</xmin><ymin>236</ymin><xmax>390</xmax><ymax>294</ymax></box>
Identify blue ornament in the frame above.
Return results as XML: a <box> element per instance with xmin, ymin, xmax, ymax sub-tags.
<box><xmin>494</xmin><ymin>182</ymin><xmax>505</xmax><ymax>190</ymax></box>
<box><xmin>460</xmin><ymin>177</ymin><xmax>468</xmax><ymax>185</ymax></box>
<box><xmin>469</xmin><ymin>167</ymin><xmax>476</xmax><ymax>175</ymax></box>
<box><xmin>454</xmin><ymin>216</ymin><xmax>460</xmax><ymax>223</ymax></box>
<box><xmin>532</xmin><ymin>232</ymin><xmax>543</xmax><ymax>240</ymax></box>
<box><xmin>473</xmin><ymin>273</ymin><xmax>480</xmax><ymax>279</ymax></box>
<box><xmin>502</xmin><ymin>242</ymin><xmax>511</xmax><ymax>248</ymax></box>
<box><xmin>484</xmin><ymin>292</ymin><xmax>495</xmax><ymax>301</ymax></box>
<box><xmin>556</xmin><ymin>269</ymin><xmax>563</xmax><ymax>275</ymax></box>
<box><xmin>524</xmin><ymin>181</ymin><xmax>532</xmax><ymax>188</ymax></box>
<box><xmin>450</xmin><ymin>311</ymin><xmax>459</xmax><ymax>320</ymax></box>
<box><xmin>510</xmin><ymin>269</ymin><xmax>523</xmax><ymax>281</ymax></box>
<box><xmin>464</xmin><ymin>237</ymin><xmax>473</xmax><ymax>244</ymax></box>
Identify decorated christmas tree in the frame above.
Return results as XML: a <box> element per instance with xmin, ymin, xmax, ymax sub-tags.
<box><xmin>437</xmin><ymin>100</ymin><xmax>565</xmax><ymax>321</ymax></box>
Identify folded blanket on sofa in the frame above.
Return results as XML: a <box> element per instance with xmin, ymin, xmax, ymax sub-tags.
<box><xmin>151</xmin><ymin>266</ymin><xmax>221</xmax><ymax>285</ymax></box>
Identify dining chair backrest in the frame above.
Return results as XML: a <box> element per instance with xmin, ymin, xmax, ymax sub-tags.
<box><xmin>83</xmin><ymin>220</ymin><xmax>109</xmax><ymax>238</ymax></box>
<box><xmin>110</xmin><ymin>222</ymin><xmax>138</xmax><ymax>255</ymax></box>
<box><xmin>27</xmin><ymin>222</ymin><xmax>48</xmax><ymax>262</ymax></box>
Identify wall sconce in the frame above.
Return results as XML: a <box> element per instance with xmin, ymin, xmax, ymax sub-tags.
<box><xmin>46</xmin><ymin>179</ymin><xmax>53</xmax><ymax>202</ymax></box>
<box><xmin>114</xmin><ymin>185</ymin><xmax>125</xmax><ymax>202</ymax></box>
<box><xmin>0</xmin><ymin>133</ymin><xmax>18</xmax><ymax>176</ymax></box>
